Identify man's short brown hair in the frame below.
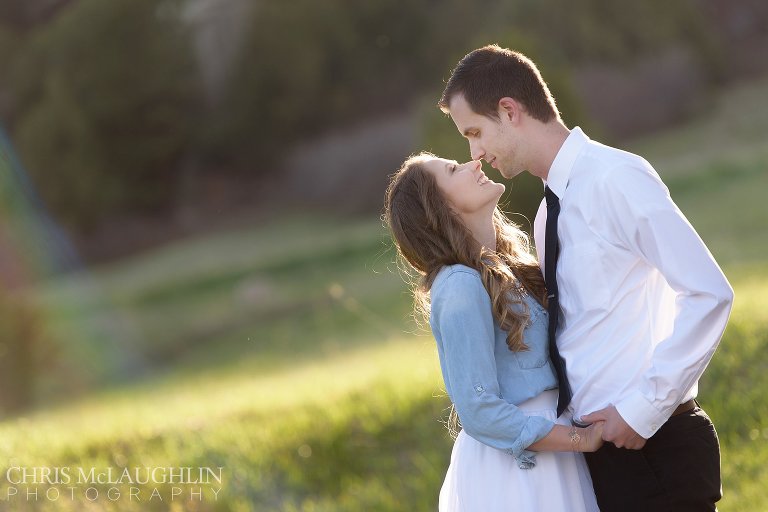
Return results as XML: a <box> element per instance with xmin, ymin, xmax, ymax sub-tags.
<box><xmin>439</xmin><ymin>44</ymin><xmax>560</xmax><ymax>123</ymax></box>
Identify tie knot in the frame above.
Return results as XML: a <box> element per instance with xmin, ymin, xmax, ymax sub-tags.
<box><xmin>545</xmin><ymin>186</ymin><xmax>559</xmax><ymax>207</ymax></box>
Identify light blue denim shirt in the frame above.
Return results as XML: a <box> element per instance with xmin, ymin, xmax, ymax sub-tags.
<box><xmin>429</xmin><ymin>264</ymin><xmax>558</xmax><ymax>468</ymax></box>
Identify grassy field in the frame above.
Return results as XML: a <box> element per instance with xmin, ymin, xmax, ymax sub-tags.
<box><xmin>1</xmin><ymin>76</ymin><xmax>768</xmax><ymax>511</ymax></box>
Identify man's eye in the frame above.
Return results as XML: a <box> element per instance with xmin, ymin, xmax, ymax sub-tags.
<box><xmin>451</xmin><ymin>164</ymin><xmax>457</xmax><ymax>173</ymax></box>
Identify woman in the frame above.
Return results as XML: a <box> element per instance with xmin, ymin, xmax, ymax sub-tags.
<box><xmin>384</xmin><ymin>152</ymin><xmax>601</xmax><ymax>511</ymax></box>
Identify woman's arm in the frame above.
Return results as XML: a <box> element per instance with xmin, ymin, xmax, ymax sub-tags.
<box><xmin>528</xmin><ymin>422</ymin><xmax>604</xmax><ymax>452</ymax></box>
<box><xmin>431</xmin><ymin>269</ymin><xmax>556</xmax><ymax>460</ymax></box>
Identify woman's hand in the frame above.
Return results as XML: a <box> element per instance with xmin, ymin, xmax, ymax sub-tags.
<box><xmin>577</xmin><ymin>422</ymin><xmax>605</xmax><ymax>452</ymax></box>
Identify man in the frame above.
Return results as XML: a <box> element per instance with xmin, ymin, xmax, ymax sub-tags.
<box><xmin>438</xmin><ymin>44</ymin><xmax>733</xmax><ymax>512</ymax></box>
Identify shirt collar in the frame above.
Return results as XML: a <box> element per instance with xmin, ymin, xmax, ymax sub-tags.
<box><xmin>544</xmin><ymin>126</ymin><xmax>589</xmax><ymax>198</ymax></box>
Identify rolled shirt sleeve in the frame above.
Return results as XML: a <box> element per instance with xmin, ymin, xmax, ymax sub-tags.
<box><xmin>430</xmin><ymin>270</ymin><xmax>555</xmax><ymax>465</ymax></box>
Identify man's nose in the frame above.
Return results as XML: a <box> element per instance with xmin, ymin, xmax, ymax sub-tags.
<box><xmin>470</xmin><ymin>142</ymin><xmax>485</xmax><ymax>161</ymax></box>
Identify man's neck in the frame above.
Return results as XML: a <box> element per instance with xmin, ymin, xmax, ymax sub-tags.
<box><xmin>527</xmin><ymin>121</ymin><xmax>570</xmax><ymax>181</ymax></box>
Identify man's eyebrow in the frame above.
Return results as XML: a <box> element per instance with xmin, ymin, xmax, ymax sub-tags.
<box><xmin>462</xmin><ymin>127</ymin><xmax>478</xmax><ymax>137</ymax></box>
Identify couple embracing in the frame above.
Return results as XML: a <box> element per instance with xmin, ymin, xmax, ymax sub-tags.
<box><xmin>384</xmin><ymin>45</ymin><xmax>733</xmax><ymax>512</ymax></box>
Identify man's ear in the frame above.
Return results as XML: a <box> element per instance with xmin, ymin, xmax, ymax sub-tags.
<box><xmin>498</xmin><ymin>97</ymin><xmax>523</xmax><ymax>123</ymax></box>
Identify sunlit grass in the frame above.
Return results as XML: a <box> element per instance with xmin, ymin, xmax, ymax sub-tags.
<box><xmin>707</xmin><ymin>276</ymin><xmax>768</xmax><ymax>511</ymax></box>
<box><xmin>0</xmin><ymin>336</ymin><xmax>439</xmax><ymax>459</ymax></box>
<box><xmin>0</xmin><ymin>335</ymin><xmax>446</xmax><ymax>511</ymax></box>
<box><xmin>2</xmin><ymin>261</ymin><xmax>766</xmax><ymax>510</ymax></box>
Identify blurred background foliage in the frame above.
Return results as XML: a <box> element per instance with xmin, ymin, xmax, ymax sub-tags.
<box><xmin>0</xmin><ymin>0</ymin><xmax>766</xmax><ymax>510</ymax></box>
<box><xmin>0</xmin><ymin>0</ymin><xmax>759</xmax><ymax>241</ymax></box>
<box><xmin>3</xmin><ymin>0</ymin><xmax>197</xmax><ymax>229</ymax></box>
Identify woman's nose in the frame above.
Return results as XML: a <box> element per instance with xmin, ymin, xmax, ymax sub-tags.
<box><xmin>463</xmin><ymin>160</ymin><xmax>481</xmax><ymax>171</ymax></box>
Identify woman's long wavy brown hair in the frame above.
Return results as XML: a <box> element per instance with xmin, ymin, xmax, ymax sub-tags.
<box><xmin>383</xmin><ymin>152</ymin><xmax>548</xmax><ymax>352</ymax></box>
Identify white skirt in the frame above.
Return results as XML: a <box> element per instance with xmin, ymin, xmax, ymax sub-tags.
<box><xmin>439</xmin><ymin>389</ymin><xmax>599</xmax><ymax>512</ymax></box>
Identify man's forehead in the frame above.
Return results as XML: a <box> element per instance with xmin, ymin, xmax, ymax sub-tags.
<box><xmin>447</xmin><ymin>93</ymin><xmax>473</xmax><ymax>116</ymax></box>
<box><xmin>448</xmin><ymin>94</ymin><xmax>486</xmax><ymax>132</ymax></box>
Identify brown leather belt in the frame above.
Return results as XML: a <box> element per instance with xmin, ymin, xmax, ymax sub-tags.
<box><xmin>670</xmin><ymin>398</ymin><xmax>697</xmax><ymax>417</ymax></box>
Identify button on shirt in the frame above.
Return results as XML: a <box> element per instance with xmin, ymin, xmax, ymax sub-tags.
<box><xmin>429</xmin><ymin>265</ymin><xmax>557</xmax><ymax>467</ymax></box>
<box><xmin>533</xmin><ymin>127</ymin><xmax>734</xmax><ymax>439</ymax></box>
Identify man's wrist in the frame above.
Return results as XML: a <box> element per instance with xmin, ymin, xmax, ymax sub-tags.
<box><xmin>615</xmin><ymin>392</ymin><xmax>666</xmax><ymax>439</ymax></box>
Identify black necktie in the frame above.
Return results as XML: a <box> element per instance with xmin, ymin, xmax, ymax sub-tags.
<box><xmin>544</xmin><ymin>185</ymin><xmax>572</xmax><ymax>416</ymax></box>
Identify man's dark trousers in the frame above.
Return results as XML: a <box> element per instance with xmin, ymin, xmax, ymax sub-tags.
<box><xmin>584</xmin><ymin>405</ymin><xmax>721</xmax><ymax>512</ymax></box>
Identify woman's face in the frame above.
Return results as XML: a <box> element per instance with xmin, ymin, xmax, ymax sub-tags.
<box><xmin>422</xmin><ymin>157</ymin><xmax>505</xmax><ymax>216</ymax></box>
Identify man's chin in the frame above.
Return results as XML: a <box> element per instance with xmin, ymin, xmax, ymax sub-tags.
<box><xmin>500</xmin><ymin>167</ymin><xmax>525</xmax><ymax>179</ymax></box>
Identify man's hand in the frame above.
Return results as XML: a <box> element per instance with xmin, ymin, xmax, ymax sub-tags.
<box><xmin>581</xmin><ymin>405</ymin><xmax>647</xmax><ymax>450</ymax></box>
<box><xmin>578</xmin><ymin>421</ymin><xmax>605</xmax><ymax>452</ymax></box>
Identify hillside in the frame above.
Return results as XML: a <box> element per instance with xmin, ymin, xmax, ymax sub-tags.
<box><xmin>0</xmin><ymin>77</ymin><xmax>767</xmax><ymax>511</ymax></box>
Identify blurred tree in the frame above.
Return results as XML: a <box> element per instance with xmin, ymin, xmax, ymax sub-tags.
<box><xmin>7</xmin><ymin>0</ymin><xmax>198</xmax><ymax>231</ymax></box>
<box><xmin>208</xmin><ymin>0</ymin><xmax>723</xmax><ymax>179</ymax></box>
<box><xmin>0</xmin><ymin>0</ymin><xmax>73</xmax><ymax>30</ymax></box>
<box><xmin>0</xmin><ymin>0</ymin><xmax>747</xmax><ymax>236</ymax></box>
<box><xmin>205</xmin><ymin>0</ymin><xmax>490</xmax><ymax>170</ymax></box>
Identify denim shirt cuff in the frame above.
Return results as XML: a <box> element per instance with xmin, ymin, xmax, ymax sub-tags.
<box><xmin>514</xmin><ymin>449</ymin><xmax>537</xmax><ymax>469</ymax></box>
<box><xmin>508</xmin><ymin>416</ymin><xmax>555</xmax><ymax>469</ymax></box>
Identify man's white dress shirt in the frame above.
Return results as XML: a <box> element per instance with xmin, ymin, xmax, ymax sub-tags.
<box><xmin>533</xmin><ymin>127</ymin><xmax>734</xmax><ymax>439</ymax></box>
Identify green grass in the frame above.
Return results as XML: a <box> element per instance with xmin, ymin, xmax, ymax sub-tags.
<box><xmin>2</xmin><ymin>78</ymin><xmax>768</xmax><ymax>511</ymax></box>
